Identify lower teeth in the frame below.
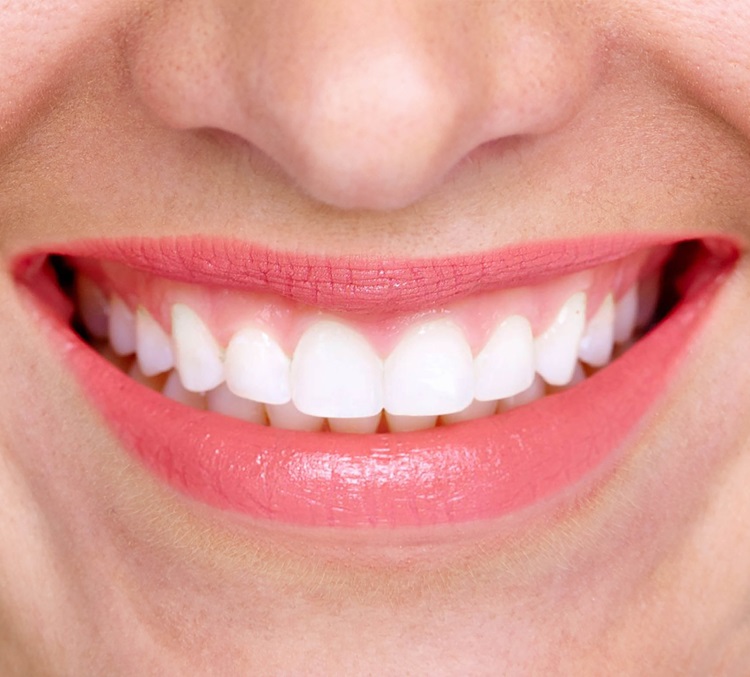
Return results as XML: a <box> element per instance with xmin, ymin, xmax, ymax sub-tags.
<box><xmin>88</xmin><ymin>339</ymin><xmax>622</xmax><ymax>433</ymax></box>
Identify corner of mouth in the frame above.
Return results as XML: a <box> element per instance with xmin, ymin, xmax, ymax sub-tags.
<box><xmin>11</xmin><ymin>234</ymin><xmax>741</xmax><ymax>527</ymax></box>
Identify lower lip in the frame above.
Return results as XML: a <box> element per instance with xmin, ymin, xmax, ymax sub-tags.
<box><xmin>21</xmin><ymin>243</ymin><xmax>735</xmax><ymax>528</ymax></box>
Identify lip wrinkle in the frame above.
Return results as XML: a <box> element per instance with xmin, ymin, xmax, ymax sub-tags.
<box><xmin>17</xmin><ymin>240</ymin><xmax>735</xmax><ymax>527</ymax></box>
<box><xmin>13</xmin><ymin>236</ymin><xmax>738</xmax><ymax>527</ymax></box>
<box><xmin>15</xmin><ymin>233</ymin><xmax>704</xmax><ymax>314</ymax></box>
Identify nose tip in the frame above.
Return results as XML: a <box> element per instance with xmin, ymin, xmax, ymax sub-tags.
<box><xmin>132</xmin><ymin>2</ymin><xmax>598</xmax><ymax>211</ymax></box>
<box><xmin>271</xmin><ymin>47</ymin><xmax>468</xmax><ymax>210</ymax></box>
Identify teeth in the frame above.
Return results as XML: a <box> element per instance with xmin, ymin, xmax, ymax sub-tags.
<box><xmin>90</xmin><ymin>264</ymin><xmax>662</xmax><ymax>432</ymax></box>
<box><xmin>76</xmin><ymin>276</ymin><xmax>109</xmax><ymax>339</ymax></box>
<box><xmin>109</xmin><ymin>295</ymin><xmax>136</xmax><ymax>356</ymax></box>
<box><xmin>329</xmin><ymin>414</ymin><xmax>382</xmax><ymax>434</ymax></box>
<box><xmin>548</xmin><ymin>361</ymin><xmax>586</xmax><ymax>394</ymax></box>
<box><xmin>171</xmin><ymin>304</ymin><xmax>224</xmax><ymax>392</ymax></box>
<box><xmin>384</xmin><ymin>319</ymin><xmax>474</xmax><ymax>416</ymax></box>
<box><xmin>206</xmin><ymin>384</ymin><xmax>266</xmax><ymax>424</ymax></box>
<box><xmin>128</xmin><ymin>360</ymin><xmax>167</xmax><ymax>392</ymax></box>
<box><xmin>498</xmin><ymin>374</ymin><xmax>546</xmax><ymax>412</ymax></box>
<box><xmin>614</xmin><ymin>286</ymin><xmax>638</xmax><ymax>343</ymax></box>
<box><xmin>266</xmin><ymin>400</ymin><xmax>324</xmax><ymax>432</ymax></box>
<box><xmin>534</xmin><ymin>292</ymin><xmax>587</xmax><ymax>386</ymax></box>
<box><xmin>136</xmin><ymin>307</ymin><xmax>174</xmax><ymax>376</ymax></box>
<box><xmin>441</xmin><ymin>399</ymin><xmax>498</xmax><ymax>426</ymax></box>
<box><xmin>224</xmin><ymin>327</ymin><xmax>291</xmax><ymax>405</ymax></box>
<box><xmin>292</xmin><ymin>321</ymin><xmax>383</xmax><ymax>418</ymax></box>
<box><xmin>385</xmin><ymin>412</ymin><xmax>437</xmax><ymax>433</ymax></box>
<box><xmin>162</xmin><ymin>370</ymin><xmax>206</xmax><ymax>409</ymax></box>
<box><xmin>474</xmin><ymin>315</ymin><xmax>535</xmax><ymax>401</ymax></box>
<box><xmin>578</xmin><ymin>294</ymin><xmax>615</xmax><ymax>368</ymax></box>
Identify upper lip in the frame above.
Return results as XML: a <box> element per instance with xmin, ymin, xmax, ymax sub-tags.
<box><xmin>15</xmin><ymin>232</ymin><xmax>698</xmax><ymax>313</ymax></box>
<box><xmin>12</xmin><ymin>231</ymin><xmax>740</xmax><ymax>526</ymax></box>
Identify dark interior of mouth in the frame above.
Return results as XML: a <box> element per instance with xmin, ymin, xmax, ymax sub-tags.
<box><xmin>22</xmin><ymin>238</ymin><xmax>736</xmax><ymax>433</ymax></box>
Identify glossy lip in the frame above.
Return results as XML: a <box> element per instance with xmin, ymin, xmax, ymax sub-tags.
<box><xmin>15</xmin><ymin>236</ymin><xmax>737</xmax><ymax>527</ymax></box>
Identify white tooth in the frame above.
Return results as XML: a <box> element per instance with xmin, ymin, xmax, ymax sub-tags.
<box><xmin>162</xmin><ymin>370</ymin><xmax>206</xmax><ymax>409</ymax></box>
<box><xmin>636</xmin><ymin>273</ymin><xmax>661</xmax><ymax>328</ymax></box>
<box><xmin>109</xmin><ymin>295</ymin><xmax>136</xmax><ymax>356</ymax></box>
<box><xmin>548</xmin><ymin>361</ymin><xmax>587</xmax><ymax>394</ymax></box>
<box><xmin>266</xmin><ymin>401</ymin><xmax>324</xmax><ymax>431</ymax></box>
<box><xmin>384</xmin><ymin>319</ymin><xmax>474</xmax><ymax>416</ymax></box>
<box><xmin>206</xmin><ymin>384</ymin><xmax>266</xmax><ymax>424</ymax></box>
<box><xmin>136</xmin><ymin>307</ymin><xmax>174</xmax><ymax>376</ymax></box>
<box><xmin>292</xmin><ymin>321</ymin><xmax>383</xmax><ymax>418</ymax></box>
<box><xmin>474</xmin><ymin>315</ymin><xmax>535</xmax><ymax>401</ymax></box>
<box><xmin>498</xmin><ymin>374</ymin><xmax>546</xmax><ymax>412</ymax></box>
<box><xmin>578</xmin><ymin>294</ymin><xmax>615</xmax><ymax>368</ymax></box>
<box><xmin>441</xmin><ymin>399</ymin><xmax>497</xmax><ymax>426</ymax></box>
<box><xmin>385</xmin><ymin>412</ymin><xmax>437</xmax><ymax>433</ymax></box>
<box><xmin>76</xmin><ymin>275</ymin><xmax>109</xmax><ymax>339</ymax></box>
<box><xmin>171</xmin><ymin>304</ymin><xmax>224</xmax><ymax>392</ymax></box>
<box><xmin>534</xmin><ymin>292</ymin><xmax>587</xmax><ymax>386</ymax></box>
<box><xmin>128</xmin><ymin>360</ymin><xmax>166</xmax><ymax>392</ymax></box>
<box><xmin>224</xmin><ymin>327</ymin><xmax>291</xmax><ymax>405</ymax></box>
<box><xmin>614</xmin><ymin>286</ymin><xmax>638</xmax><ymax>343</ymax></box>
<box><xmin>328</xmin><ymin>414</ymin><xmax>382</xmax><ymax>434</ymax></box>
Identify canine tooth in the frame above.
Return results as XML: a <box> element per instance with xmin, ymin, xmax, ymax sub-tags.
<box><xmin>498</xmin><ymin>374</ymin><xmax>546</xmax><ymax>412</ymax></box>
<box><xmin>224</xmin><ymin>327</ymin><xmax>291</xmax><ymax>405</ymax></box>
<box><xmin>136</xmin><ymin>307</ymin><xmax>174</xmax><ymax>376</ymax></box>
<box><xmin>441</xmin><ymin>399</ymin><xmax>497</xmax><ymax>425</ymax></box>
<box><xmin>637</xmin><ymin>273</ymin><xmax>661</xmax><ymax>328</ymax></box>
<box><xmin>474</xmin><ymin>315</ymin><xmax>535</xmax><ymax>401</ymax></box>
<box><xmin>614</xmin><ymin>286</ymin><xmax>638</xmax><ymax>343</ymax></box>
<box><xmin>109</xmin><ymin>295</ymin><xmax>136</xmax><ymax>356</ymax></box>
<box><xmin>266</xmin><ymin>401</ymin><xmax>324</xmax><ymax>432</ymax></box>
<box><xmin>171</xmin><ymin>304</ymin><xmax>224</xmax><ymax>392</ymax></box>
<box><xmin>206</xmin><ymin>384</ymin><xmax>266</xmax><ymax>424</ymax></box>
<box><xmin>385</xmin><ymin>413</ymin><xmax>437</xmax><ymax>433</ymax></box>
<box><xmin>578</xmin><ymin>294</ymin><xmax>615</xmax><ymax>367</ymax></box>
<box><xmin>534</xmin><ymin>292</ymin><xmax>587</xmax><ymax>386</ymax></box>
<box><xmin>384</xmin><ymin>319</ymin><xmax>474</xmax><ymax>416</ymax></box>
<box><xmin>76</xmin><ymin>275</ymin><xmax>109</xmax><ymax>339</ymax></box>
<box><xmin>162</xmin><ymin>370</ymin><xmax>206</xmax><ymax>409</ymax></box>
<box><xmin>292</xmin><ymin>321</ymin><xmax>383</xmax><ymax>418</ymax></box>
<box><xmin>328</xmin><ymin>414</ymin><xmax>382</xmax><ymax>434</ymax></box>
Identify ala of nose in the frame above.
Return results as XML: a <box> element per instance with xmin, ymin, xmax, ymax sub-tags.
<box><xmin>132</xmin><ymin>2</ymin><xmax>596</xmax><ymax>210</ymax></box>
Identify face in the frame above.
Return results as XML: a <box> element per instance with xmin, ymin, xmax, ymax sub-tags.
<box><xmin>2</xmin><ymin>1</ymin><xmax>749</xmax><ymax>673</ymax></box>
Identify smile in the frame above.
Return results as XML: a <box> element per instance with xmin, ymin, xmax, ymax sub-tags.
<box><xmin>15</xmin><ymin>234</ymin><xmax>737</xmax><ymax>527</ymax></box>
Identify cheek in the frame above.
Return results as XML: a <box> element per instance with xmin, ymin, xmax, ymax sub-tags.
<box><xmin>620</xmin><ymin>1</ymin><xmax>750</xmax><ymax>138</ymax></box>
<box><xmin>0</xmin><ymin>1</ymin><xmax>122</xmax><ymax>149</ymax></box>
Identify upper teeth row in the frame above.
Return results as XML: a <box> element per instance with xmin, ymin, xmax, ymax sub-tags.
<box><xmin>80</xmin><ymin>280</ymin><xmax>646</xmax><ymax>420</ymax></box>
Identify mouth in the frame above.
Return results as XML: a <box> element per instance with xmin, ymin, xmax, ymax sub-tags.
<box><xmin>14</xmin><ymin>235</ymin><xmax>737</xmax><ymax>527</ymax></box>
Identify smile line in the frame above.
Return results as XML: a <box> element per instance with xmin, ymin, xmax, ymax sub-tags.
<box><xmin>14</xmin><ymin>236</ymin><xmax>738</xmax><ymax>527</ymax></box>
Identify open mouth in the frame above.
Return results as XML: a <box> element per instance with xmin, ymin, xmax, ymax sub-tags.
<box><xmin>15</xmin><ymin>235</ymin><xmax>737</xmax><ymax>527</ymax></box>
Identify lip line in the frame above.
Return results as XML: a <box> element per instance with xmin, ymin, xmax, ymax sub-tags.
<box><xmin>16</xmin><ymin>237</ymin><xmax>738</xmax><ymax>528</ymax></box>
<box><xmin>15</xmin><ymin>233</ymin><xmax>707</xmax><ymax>314</ymax></box>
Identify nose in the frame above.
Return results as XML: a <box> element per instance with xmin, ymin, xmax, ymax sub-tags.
<box><xmin>131</xmin><ymin>1</ymin><xmax>599</xmax><ymax>210</ymax></box>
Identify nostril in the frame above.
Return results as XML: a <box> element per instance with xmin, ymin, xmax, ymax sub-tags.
<box><xmin>128</xmin><ymin>2</ymin><xmax>602</xmax><ymax>211</ymax></box>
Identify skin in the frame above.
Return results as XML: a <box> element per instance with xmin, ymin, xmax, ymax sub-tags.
<box><xmin>1</xmin><ymin>0</ymin><xmax>749</xmax><ymax>673</ymax></box>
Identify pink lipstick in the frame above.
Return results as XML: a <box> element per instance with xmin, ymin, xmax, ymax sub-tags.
<box><xmin>14</xmin><ymin>236</ymin><xmax>737</xmax><ymax>527</ymax></box>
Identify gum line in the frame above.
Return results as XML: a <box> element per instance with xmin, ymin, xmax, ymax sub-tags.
<box><xmin>72</xmin><ymin>245</ymin><xmax>669</xmax><ymax>357</ymax></box>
